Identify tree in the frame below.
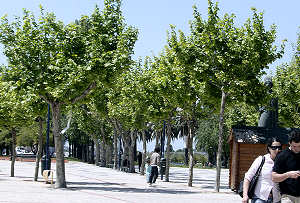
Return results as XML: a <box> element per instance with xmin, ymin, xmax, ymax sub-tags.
<box><xmin>107</xmin><ymin>65</ymin><xmax>150</xmax><ymax>173</ymax></box>
<box><xmin>273</xmin><ymin>33</ymin><xmax>300</xmax><ymax>127</ymax></box>
<box><xmin>0</xmin><ymin>80</ymin><xmax>32</xmax><ymax>177</ymax></box>
<box><xmin>173</xmin><ymin>1</ymin><xmax>284</xmax><ymax>191</ymax></box>
<box><xmin>0</xmin><ymin>0</ymin><xmax>137</xmax><ymax>188</ymax></box>
<box><xmin>165</xmin><ymin>27</ymin><xmax>217</xmax><ymax>185</ymax></box>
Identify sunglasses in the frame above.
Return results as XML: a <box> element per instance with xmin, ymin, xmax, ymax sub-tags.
<box><xmin>270</xmin><ymin>146</ymin><xmax>282</xmax><ymax>150</ymax></box>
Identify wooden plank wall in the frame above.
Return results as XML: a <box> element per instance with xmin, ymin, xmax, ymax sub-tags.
<box><xmin>229</xmin><ymin>143</ymin><xmax>266</xmax><ymax>191</ymax></box>
<box><xmin>237</xmin><ymin>143</ymin><xmax>266</xmax><ymax>189</ymax></box>
<box><xmin>230</xmin><ymin>140</ymin><xmax>289</xmax><ymax>191</ymax></box>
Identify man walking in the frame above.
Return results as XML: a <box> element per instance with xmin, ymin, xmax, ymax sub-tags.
<box><xmin>149</xmin><ymin>147</ymin><xmax>160</xmax><ymax>185</ymax></box>
<box><xmin>272</xmin><ymin>131</ymin><xmax>300</xmax><ymax>203</ymax></box>
<box><xmin>137</xmin><ymin>152</ymin><xmax>142</xmax><ymax>172</ymax></box>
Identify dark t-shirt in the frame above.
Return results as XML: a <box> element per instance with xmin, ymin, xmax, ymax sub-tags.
<box><xmin>273</xmin><ymin>148</ymin><xmax>300</xmax><ymax>196</ymax></box>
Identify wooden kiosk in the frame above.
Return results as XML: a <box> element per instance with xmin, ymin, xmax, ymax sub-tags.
<box><xmin>228</xmin><ymin>126</ymin><xmax>295</xmax><ymax>191</ymax></box>
<box><xmin>228</xmin><ymin>78</ymin><xmax>300</xmax><ymax>191</ymax></box>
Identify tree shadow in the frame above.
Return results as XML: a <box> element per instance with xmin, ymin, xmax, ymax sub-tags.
<box><xmin>67</xmin><ymin>181</ymin><xmax>198</xmax><ymax>194</ymax></box>
<box><xmin>67</xmin><ymin>181</ymin><xmax>123</xmax><ymax>186</ymax></box>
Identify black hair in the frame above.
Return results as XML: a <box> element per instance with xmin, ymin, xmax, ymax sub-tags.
<box><xmin>289</xmin><ymin>131</ymin><xmax>300</xmax><ymax>143</ymax></box>
<box><xmin>266</xmin><ymin>137</ymin><xmax>281</xmax><ymax>153</ymax></box>
<box><xmin>154</xmin><ymin>147</ymin><xmax>161</xmax><ymax>153</ymax></box>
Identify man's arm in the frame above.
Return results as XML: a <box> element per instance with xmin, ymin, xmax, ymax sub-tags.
<box><xmin>272</xmin><ymin>171</ymin><xmax>300</xmax><ymax>182</ymax></box>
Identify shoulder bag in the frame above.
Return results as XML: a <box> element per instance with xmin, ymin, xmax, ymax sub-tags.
<box><xmin>238</xmin><ymin>156</ymin><xmax>265</xmax><ymax>199</ymax></box>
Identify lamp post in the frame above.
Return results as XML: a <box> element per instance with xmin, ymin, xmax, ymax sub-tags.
<box><xmin>160</xmin><ymin>120</ymin><xmax>166</xmax><ymax>180</ymax></box>
<box><xmin>161</xmin><ymin>121</ymin><xmax>166</xmax><ymax>158</ymax></box>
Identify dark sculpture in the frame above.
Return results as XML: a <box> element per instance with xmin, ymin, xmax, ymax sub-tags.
<box><xmin>258</xmin><ymin>77</ymin><xmax>278</xmax><ymax>128</ymax></box>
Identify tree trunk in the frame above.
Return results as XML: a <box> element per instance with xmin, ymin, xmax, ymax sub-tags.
<box><xmin>125</xmin><ymin>131</ymin><xmax>136</xmax><ymax>173</ymax></box>
<box><xmin>86</xmin><ymin>143</ymin><xmax>89</xmax><ymax>162</ymax></box>
<box><xmin>187</xmin><ymin>121</ymin><xmax>194</xmax><ymax>187</ymax></box>
<box><xmin>82</xmin><ymin>144</ymin><xmax>86</xmax><ymax>162</ymax></box>
<box><xmin>90</xmin><ymin>139</ymin><xmax>95</xmax><ymax>164</ymax></box>
<box><xmin>100</xmin><ymin>140</ymin><xmax>106</xmax><ymax>166</ymax></box>
<box><xmin>34</xmin><ymin>117</ymin><xmax>43</xmax><ymax>181</ymax></box>
<box><xmin>51</xmin><ymin>102</ymin><xmax>66</xmax><ymax>188</ymax></box>
<box><xmin>112</xmin><ymin>120</ymin><xmax>121</xmax><ymax>169</ymax></box>
<box><xmin>155</xmin><ymin>130</ymin><xmax>160</xmax><ymax>149</ymax></box>
<box><xmin>10</xmin><ymin>128</ymin><xmax>16</xmax><ymax>177</ymax></box>
<box><xmin>106</xmin><ymin>143</ymin><xmax>113</xmax><ymax>165</ymax></box>
<box><xmin>165</xmin><ymin>120</ymin><xmax>172</xmax><ymax>182</ymax></box>
<box><xmin>68</xmin><ymin>142</ymin><xmax>71</xmax><ymax>157</ymax></box>
<box><xmin>122</xmin><ymin>132</ymin><xmax>130</xmax><ymax>160</ymax></box>
<box><xmin>100</xmin><ymin>125</ymin><xmax>107</xmax><ymax>167</ymax></box>
<box><xmin>112</xmin><ymin>123</ymin><xmax>118</xmax><ymax>169</ymax></box>
<box><xmin>215</xmin><ymin>90</ymin><xmax>227</xmax><ymax>192</ymax></box>
<box><xmin>72</xmin><ymin>142</ymin><xmax>76</xmax><ymax>158</ymax></box>
<box><xmin>93</xmin><ymin>137</ymin><xmax>100</xmax><ymax>166</ymax></box>
<box><xmin>140</xmin><ymin>130</ymin><xmax>147</xmax><ymax>175</ymax></box>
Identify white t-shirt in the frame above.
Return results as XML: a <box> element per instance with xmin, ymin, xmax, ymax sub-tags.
<box><xmin>244</xmin><ymin>154</ymin><xmax>281</xmax><ymax>202</ymax></box>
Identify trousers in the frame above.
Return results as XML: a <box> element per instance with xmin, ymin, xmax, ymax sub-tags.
<box><xmin>149</xmin><ymin>166</ymin><xmax>158</xmax><ymax>184</ymax></box>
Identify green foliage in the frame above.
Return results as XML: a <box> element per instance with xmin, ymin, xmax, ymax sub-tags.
<box><xmin>187</xmin><ymin>2</ymin><xmax>285</xmax><ymax>102</ymax></box>
<box><xmin>16</xmin><ymin>120</ymin><xmax>48</xmax><ymax>148</ymax></box>
<box><xmin>65</xmin><ymin>121</ymin><xmax>89</xmax><ymax>144</ymax></box>
<box><xmin>195</xmin><ymin>114</ymin><xmax>229</xmax><ymax>160</ymax></box>
<box><xmin>107</xmin><ymin>61</ymin><xmax>163</xmax><ymax>130</ymax></box>
<box><xmin>170</xmin><ymin>151</ymin><xmax>208</xmax><ymax>166</ymax></box>
<box><xmin>0</xmin><ymin>0</ymin><xmax>138</xmax><ymax>104</ymax></box>
<box><xmin>225</xmin><ymin>102</ymin><xmax>259</xmax><ymax>128</ymax></box>
<box><xmin>0</xmin><ymin>0</ymin><xmax>138</xmax><ymax>187</ymax></box>
<box><xmin>0</xmin><ymin>80</ymin><xmax>33</xmax><ymax>129</ymax></box>
<box><xmin>195</xmin><ymin>115</ymin><xmax>219</xmax><ymax>152</ymax></box>
<box><xmin>273</xmin><ymin>33</ymin><xmax>300</xmax><ymax>127</ymax></box>
<box><xmin>0</xmin><ymin>128</ymin><xmax>11</xmax><ymax>146</ymax></box>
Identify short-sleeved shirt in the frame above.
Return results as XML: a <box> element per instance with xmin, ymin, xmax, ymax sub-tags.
<box><xmin>244</xmin><ymin>154</ymin><xmax>281</xmax><ymax>202</ymax></box>
<box><xmin>273</xmin><ymin>148</ymin><xmax>300</xmax><ymax>196</ymax></box>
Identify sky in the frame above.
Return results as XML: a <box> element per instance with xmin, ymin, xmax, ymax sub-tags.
<box><xmin>0</xmin><ymin>0</ymin><xmax>299</xmax><ymax>151</ymax></box>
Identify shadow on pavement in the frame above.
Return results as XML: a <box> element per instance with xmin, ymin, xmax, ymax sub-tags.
<box><xmin>67</xmin><ymin>181</ymin><xmax>123</xmax><ymax>186</ymax></box>
<box><xmin>67</xmin><ymin>181</ymin><xmax>198</xmax><ymax>194</ymax></box>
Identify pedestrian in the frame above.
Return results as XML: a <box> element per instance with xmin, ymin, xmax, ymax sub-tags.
<box><xmin>145</xmin><ymin>156</ymin><xmax>151</xmax><ymax>183</ymax></box>
<box><xmin>137</xmin><ymin>152</ymin><xmax>142</xmax><ymax>172</ymax></box>
<box><xmin>272</xmin><ymin>131</ymin><xmax>300</xmax><ymax>203</ymax></box>
<box><xmin>121</xmin><ymin>155</ymin><xmax>129</xmax><ymax>172</ymax></box>
<box><xmin>242</xmin><ymin>137</ymin><xmax>282</xmax><ymax>203</ymax></box>
<box><xmin>149</xmin><ymin>147</ymin><xmax>160</xmax><ymax>185</ymax></box>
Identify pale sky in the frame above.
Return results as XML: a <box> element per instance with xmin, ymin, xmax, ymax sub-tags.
<box><xmin>0</xmin><ymin>0</ymin><xmax>299</xmax><ymax>76</ymax></box>
<box><xmin>1</xmin><ymin>1</ymin><xmax>299</xmax><ymax>151</ymax></box>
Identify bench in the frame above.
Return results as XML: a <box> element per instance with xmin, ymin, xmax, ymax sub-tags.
<box><xmin>42</xmin><ymin>170</ymin><xmax>54</xmax><ymax>185</ymax></box>
<box><xmin>107</xmin><ymin>164</ymin><xmax>114</xmax><ymax>168</ymax></box>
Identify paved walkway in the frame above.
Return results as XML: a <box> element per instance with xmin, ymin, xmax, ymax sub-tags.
<box><xmin>0</xmin><ymin>160</ymin><xmax>241</xmax><ymax>203</ymax></box>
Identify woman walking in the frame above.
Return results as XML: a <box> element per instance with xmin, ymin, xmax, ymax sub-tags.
<box><xmin>242</xmin><ymin>138</ymin><xmax>282</xmax><ymax>203</ymax></box>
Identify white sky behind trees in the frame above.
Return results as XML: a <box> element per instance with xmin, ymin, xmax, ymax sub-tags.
<box><xmin>1</xmin><ymin>0</ymin><xmax>299</xmax><ymax>151</ymax></box>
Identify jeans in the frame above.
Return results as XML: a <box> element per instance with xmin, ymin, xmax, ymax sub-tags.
<box><xmin>251</xmin><ymin>195</ymin><xmax>280</xmax><ymax>203</ymax></box>
<box><xmin>149</xmin><ymin>166</ymin><xmax>158</xmax><ymax>184</ymax></box>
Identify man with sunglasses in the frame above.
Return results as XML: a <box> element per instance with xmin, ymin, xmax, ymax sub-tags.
<box><xmin>272</xmin><ymin>131</ymin><xmax>300</xmax><ymax>203</ymax></box>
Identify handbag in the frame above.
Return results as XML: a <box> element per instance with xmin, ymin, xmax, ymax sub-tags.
<box><xmin>238</xmin><ymin>156</ymin><xmax>265</xmax><ymax>198</ymax></box>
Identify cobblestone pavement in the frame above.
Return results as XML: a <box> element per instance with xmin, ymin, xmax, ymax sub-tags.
<box><xmin>0</xmin><ymin>160</ymin><xmax>241</xmax><ymax>203</ymax></box>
